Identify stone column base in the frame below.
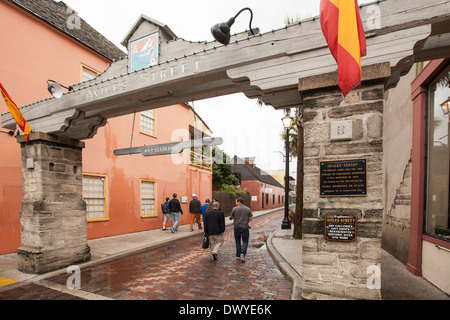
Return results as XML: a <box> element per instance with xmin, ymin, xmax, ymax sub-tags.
<box><xmin>17</xmin><ymin>245</ymin><xmax>90</xmax><ymax>275</ymax></box>
<box><xmin>17</xmin><ymin>132</ymin><xmax>91</xmax><ymax>274</ymax></box>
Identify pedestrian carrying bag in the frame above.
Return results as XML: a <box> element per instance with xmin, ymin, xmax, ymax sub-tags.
<box><xmin>202</xmin><ymin>234</ymin><xmax>209</xmax><ymax>249</ymax></box>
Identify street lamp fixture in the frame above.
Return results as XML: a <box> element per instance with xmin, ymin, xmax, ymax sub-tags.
<box><xmin>281</xmin><ymin>113</ymin><xmax>294</xmax><ymax>229</ymax></box>
<box><xmin>0</xmin><ymin>129</ymin><xmax>14</xmax><ymax>136</ymax></box>
<box><xmin>281</xmin><ymin>115</ymin><xmax>294</xmax><ymax>130</ymax></box>
<box><xmin>211</xmin><ymin>7</ymin><xmax>260</xmax><ymax>45</ymax></box>
<box><xmin>440</xmin><ymin>97</ymin><xmax>450</xmax><ymax>115</ymax></box>
<box><xmin>47</xmin><ymin>80</ymin><xmax>73</xmax><ymax>99</ymax></box>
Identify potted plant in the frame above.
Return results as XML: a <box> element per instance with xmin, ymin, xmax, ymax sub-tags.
<box><xmin>289</xmin><ymin>210</ymin><xmax>295</xmax><ymax>223</ymax></box>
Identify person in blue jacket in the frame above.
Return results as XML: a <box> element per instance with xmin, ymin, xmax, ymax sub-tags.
<box><xmin>201</xmin><ymin>198</ymin><xmax>210</xmax><ymax>222</ymax></box>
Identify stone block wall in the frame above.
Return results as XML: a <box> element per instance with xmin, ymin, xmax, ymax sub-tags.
<box><xmin>17</xmin><ymin>133</ymin><xmax>90</xmax><ymax>274</ymax></box>
<box><xmin>299</xmin><ymin>66</ymin><xmax>388</xmax><ymax>299</ymax></box>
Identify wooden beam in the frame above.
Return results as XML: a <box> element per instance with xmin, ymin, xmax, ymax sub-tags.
<box><xmin>2</xmin><ymin>0</ymin><xmax>449</xmax><ymax>140</ymax></box>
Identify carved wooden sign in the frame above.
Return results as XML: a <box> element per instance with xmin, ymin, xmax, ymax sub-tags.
<box><xmin>113</xmin><ymin>137</ymin><xmax>223</xmax><ymax>157</ymax></box>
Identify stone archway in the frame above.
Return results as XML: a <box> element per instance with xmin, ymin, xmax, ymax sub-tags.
<box><xmin>2</xmin><ymin>0</ymin><xmax>450</xmax><ymax>299</ymax></box>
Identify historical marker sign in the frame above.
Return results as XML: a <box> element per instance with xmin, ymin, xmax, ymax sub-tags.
<box><xmin>320</xmin><ymin>159</ymin><xmax>367</xmax><ymax>197</ymax></box>
<box><xmin>325</xmin><ymin>213</ymin><xmax>357</xmax><ymax>242</ymax></box>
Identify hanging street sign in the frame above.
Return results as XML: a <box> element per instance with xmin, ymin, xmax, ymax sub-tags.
<box><xmin>113</xmin><ymin>137</ymin><xmax>223</xmax><ymax>157</ymax></box>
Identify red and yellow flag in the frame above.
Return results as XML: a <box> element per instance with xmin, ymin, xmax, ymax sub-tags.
<box><xmin>0</xmin><ymin>82</ymin><xmax>31</xmax><ymax>143</ymax></box>
<box><xmin>320</xmin><ymin>0</ymin><xmax>367</xmax><ymax>97</ymax></box>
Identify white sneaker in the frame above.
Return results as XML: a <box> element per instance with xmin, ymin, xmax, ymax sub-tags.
<box><xmin>240</xmin><ymin>254</ymin><xmax>245</xmax><ymax>262</ymax></box>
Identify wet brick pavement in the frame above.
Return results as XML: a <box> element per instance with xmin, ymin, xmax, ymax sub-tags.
<box><xmin>0</xmin><ymin>283</ymin><xmax>84</xmax><ymax>300</ymax></box>
<box><xmin>0</xmin><ymin>209</ymin><xmax>292</xmax><ymax>300</ymax></box>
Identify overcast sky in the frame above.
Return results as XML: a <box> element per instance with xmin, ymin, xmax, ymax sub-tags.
<box><xmin>63</xmin><ymin>0</ymin><xmax>374</xmax><ymax>175</ymax></box>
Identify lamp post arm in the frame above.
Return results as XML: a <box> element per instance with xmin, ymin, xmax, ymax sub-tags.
<box><xmin>232</xmin><ymin>7</ymin><xmax>255</xmax><ymax>35</ymax></box>
<box><xmin>46</xmin><ymin>80</ymin><xmax>73</xmax><ymax>91</ymax></box>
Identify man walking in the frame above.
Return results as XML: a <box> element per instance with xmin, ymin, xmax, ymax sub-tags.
<box><xmin>168</xmin><ymin>193</ymin><xmax>183</xmax><ymax>233</ymax></box>
<box><xmin>204</xmin><ymin>201</ymin><xmax>225</xmax><ymax>261</ymax></box>
<box><xmin>189</xmin><ymin>193</ymin><xmax>202</xmax><ymax>232</ymax></box>
<box><xmin>230</xmin><ymin>197</ymin><xmax>252</xmax><ymax>262</ymax></box>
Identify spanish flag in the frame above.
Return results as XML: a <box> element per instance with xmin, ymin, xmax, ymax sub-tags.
<box><xmin>320</xmin><ymin>0</ymin><xmax>366</xmax><ymax>97</ymax></box>
<box><xmin>0</xmin><ymin>82</ymin><xmax>31</xmax><ymax>143</ymax></box>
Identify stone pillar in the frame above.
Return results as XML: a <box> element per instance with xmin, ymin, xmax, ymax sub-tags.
<box><xmin>299</xmin><ymin>63</ymin><xmax>390</xmax><ymax>300</ymax></box>
<box><xmin>17</xmin><ymin>132</ymin><xmax>90</xmax><ymax>274</ymax></box>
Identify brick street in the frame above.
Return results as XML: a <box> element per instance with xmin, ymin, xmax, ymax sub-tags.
<box><xmin>0</xmin><ymin>209</ymin><xmax>292</xmax><ymax>300</ymax></box>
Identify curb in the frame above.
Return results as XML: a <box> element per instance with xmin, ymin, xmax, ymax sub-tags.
<box><xmin>266</xmin><ymin>229</ymin><xmax>302</xmax><ymax>300</ymax></box>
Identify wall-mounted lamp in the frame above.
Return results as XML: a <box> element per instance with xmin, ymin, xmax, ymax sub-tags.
<box><xmin>440</xmin><ymin>97</ymin><xmax>450</xmax><ymax>115</ymax></box>
<box><xmin>211</xmin><ymin>7</ymin><xmax>260</xmax><ymax>45</ymax></box>
<box><xmin>0</xmin><ymin>129</ymin><xmax>15</xmax><ymax>136</ymax></box>
<box><xmin>47</xmin><ymin>80</ymin><xmax>73</xmax><ymax>99</ymax></box>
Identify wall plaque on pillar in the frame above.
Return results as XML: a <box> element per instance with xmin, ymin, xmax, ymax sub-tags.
<box><xmin>320</xmin><ymin>159</ymin><xmax>367</xmax><ymax>197</ymax></box>
<box><xmin>324</xmin><ymin>213</ymin><xmax>357</xmax><ymax>242</ymax></box>
<box><xmin>330</xmin><ymin>120</ymin><xmax>352</xmax><ymax>141</ymax></box>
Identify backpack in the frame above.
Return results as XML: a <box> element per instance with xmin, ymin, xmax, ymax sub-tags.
<box><xmin>161</xmin><ymin>203</ymin><xmax>169</xmax><ymax>214</ymax></box>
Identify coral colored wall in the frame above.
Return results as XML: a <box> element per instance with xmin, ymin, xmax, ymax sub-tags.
<box><xmin>83</xmin><ymin>105</ymin><xmax>212</xmax><ymax>239</ymax></box>
<box><xmin>0</xmin><ymin>1</ymin><xmax>212</xmax><ymax>252</ymax></box>
<box><xmin>0</xmin><ymin>0</ymin><xmax>114</xmax><ymax>254</ymax></box>
<box><xmin>239</xmin><ymin>180</ymin><xmax>285</xmax><ymax>212</ymax></box>
<box><xmin>0</xmin><ymin>134</ymin><xmax>22</xmax><ymax>255</ymax></box>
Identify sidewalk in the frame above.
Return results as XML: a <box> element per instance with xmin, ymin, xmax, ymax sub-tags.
<box><xmin>1</xmin><ymin>206</ymin><xmax>449</xmax><ymax>300</ymax></box>
<box><xmin>266</xmin><ymin>229</ymin><xmax>450</xmax><ymax>300</ymax></box>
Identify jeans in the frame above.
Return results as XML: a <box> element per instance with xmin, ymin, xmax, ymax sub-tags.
<box><xmin>234</xmin><ymin>226</ymin><xmax>249</xmax><ymax>257</ymax></box>
<box><xmin>163</xmin><ymin>213</ymin><xmax>173</xmax><ymax>228</ymax></box>
<box><xmin>171</xmin><ymin>212</ymin><xmax>180</xmax><ymax>232</ymax></box>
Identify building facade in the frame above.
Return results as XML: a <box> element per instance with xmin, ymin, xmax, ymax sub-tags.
<box><xmin>0</xmin><ymin>0</ymin><xmax>123</xmax><ymax>254</ymax></box>
<box><xmin>233</xmin><ymin>156</ymin><xmax>285</xmax><ymax>212</ymax></box>
<box><xmin>83</xmin><ymin>105</ymin><xmax>213</xmax><ymax>240</ymax></box>
<box><xmin>0</xmin><ymin>0</ymin><xmax>213</xmax><ymax>254</ymax></box>
<box><xmin>383</xmin><ymin>59</ymin><xmax>450</xmax><ymax>295</ymax></box>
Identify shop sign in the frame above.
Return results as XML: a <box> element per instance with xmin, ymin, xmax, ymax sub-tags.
<box><xmin>324</xmin><ymin>213</ymin><xmax>357</xmax><ymax>242</ymax></box>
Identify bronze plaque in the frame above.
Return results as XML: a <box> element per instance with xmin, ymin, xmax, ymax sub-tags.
<box><xmin>324</xmin><ymin>213</ymin><xmax>357</xmax><ymax>242</ymax></box>
<box><xmin>320</xmin><ymin>159</ymin><xmax>367</xmax><ymax>197</ymax></box>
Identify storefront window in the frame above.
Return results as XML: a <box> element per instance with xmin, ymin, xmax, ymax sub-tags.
<box><xmin>426</xmin><ymin>64</ymin><xmax>450</xmax><ymax>240</ymax></box>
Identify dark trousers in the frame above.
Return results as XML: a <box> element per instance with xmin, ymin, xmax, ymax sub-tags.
<box><xmin>234</xmin><ymin>226</ymin><xmax>249</xmax><ymax>257</ymax></box>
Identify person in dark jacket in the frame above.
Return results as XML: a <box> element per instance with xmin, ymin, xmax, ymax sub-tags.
<box><xmin>162</xmin><ymin>197</ymin><xmax>172</xmax><ymax>231</ymax></box>
<box><xmin>189</xmin><ymin>193</ymin><xmax>202</xmax><ymax>232</ymax></box>
<box><xmin>204</xmin><ymin>201</ymin><xmax>225</xmax><ymax>261</ymax></box>
<box><xmin>168</xmin><ymin>193</ymin><xmax>183</xmax><ymax>233</ymax></box>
